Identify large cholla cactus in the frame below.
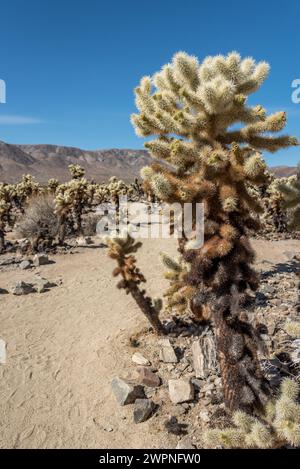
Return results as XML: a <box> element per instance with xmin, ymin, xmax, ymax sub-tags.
<box><xmin>54</xmin><ymin>177</ymin><xmax>90</xmax><ymax>241</ymax></box>
<box><xmin>105</xmin><ymin>231</ymin><xmax>165</xmax><ymax>335</ymax></box>
<box><xmin>131</xmin><ymin>51</ymin><xmax>298</xmax><ymax>412</ymax></box>
<box><xmin>203</xmin><ymin>378</ymin><xmax>300</xmax><ymax>448</ymax></box>
<box><xmin>14</xmin><ymin>174</ymin><xmax>41</xmax><ymax>212</ymax></box>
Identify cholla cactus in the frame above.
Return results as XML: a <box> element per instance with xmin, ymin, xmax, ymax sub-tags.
<box><xmin>105</xmin><ymin>230</ymin><xmax>165</xmax><ymax>335</ymax></box>
<box><xmin>54</xmin><ymin>190</ymin><xmax>73</xmax><ymax>244</ymax></box>
<box><xmin>68</xmin><ymin>164</ymin><xmax>85</xmax><ymax>179</ymax></box>
<box><xmin>203</xmin><ymin>378</ymin><xmax>300</xmax><ymax>448</ymax></box>
<box><xmin>55</xmin><ymin>178</ymin><xmax>90</xmax><ymax>239</ymax></box>
<box><xmin>160</xmin><ymin>252</ymin><xmax>197</xmax><ymax>314</ymax></box>
<box><xmin>132</xmin><ymin>51</ymin><xmax>298</xmax><ymax>411</ymax></box>
<box><xmin>0</xmin><ymin>183</ymin><xmax>15</xmax><ymax>252</ymax></box>
<box><xmin>278</xmin><ymin>164</ymin><xmax>300</xmax><ymax>231</ymax></box>
<box><xmin>47</xmin><ymin>178</ymin><xmax>59</xmax><ymax>194</ymax></box>
<box><xmin>14</xmin><ymin>174</ymin><xmax>41</xmax><ymax>212</ymax></box>
<box><xmin>285</xmin><ymin>321</ymin><xmax>300</xmax><ymax>337</ymax></box>
<box><xmin>279</xmin><ymin>165</ymin><xmax>300</xmax><ymax>314</ymax></box>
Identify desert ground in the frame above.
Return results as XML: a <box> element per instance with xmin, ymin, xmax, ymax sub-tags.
<box><xmin>0</xmin><ymin>237</ymin><xmax>299</xmax><ymax>449</ymax></box>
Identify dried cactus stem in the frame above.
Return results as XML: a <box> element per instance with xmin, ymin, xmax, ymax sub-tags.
<box><xmin>125</xmin><ymin>280</ymin><xmax>166</xmax><ymax>335</ymax></box>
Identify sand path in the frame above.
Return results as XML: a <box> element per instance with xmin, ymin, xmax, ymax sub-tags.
<box><xmin>0</xmin><ymin>238</ymin><xmax>299</xmax><ymax>448</ymax></box>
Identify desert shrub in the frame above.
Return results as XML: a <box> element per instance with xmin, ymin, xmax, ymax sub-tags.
<box><xmin>16</xmin><ymin>194</ymin><xmax>59</xmax><ymax>251</ymax></box>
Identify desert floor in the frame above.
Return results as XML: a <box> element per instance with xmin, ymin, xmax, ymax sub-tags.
<box><xmin>0</xmin><ymin>238</ymin><xmax>299</xmax><ymax>449</ymax></box>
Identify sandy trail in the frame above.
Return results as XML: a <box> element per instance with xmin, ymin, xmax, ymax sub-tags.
<box><xmin>0</xmin><ymin>238</ymin><xmax>299</xmax><ymax>448</ymax></box>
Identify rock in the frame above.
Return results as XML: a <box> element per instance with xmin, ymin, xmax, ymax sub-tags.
<box><xmin>136</xmin><ymin>367</ymin><xmax>161</xmax><ymax>387</ymax></box>
<box><xmin>103</xmin><ymin>426</ymin><xmax>113</xmax><ymax>432</ymax></box>
<box><xmin>168</xmin><ymin>379</ymin><xmax>194</xmax><ymax>404</ymax></box>
<box><xmin>35</xmin><ymin>278</ymin><xmax>56</xmax><ymax>293</ymax></box>
<box><xmin>191</xmin><ymin>336</ymin><xmax>218</xmax><ymax>378</ymax></box>
<box><xmin>33</xmin><ymin>254</ymin><xmax>50</xmax><ymax>266</ymax></box>
<box><xmin>202</xmin><ymin>383</ymin><xmax>215</xmax><ymax>393</ymax></box>
<box><xmin>199</xmin><ymin>410</ymin><xmax>210</xmax><ymax>423</ymax></box>
<box><xmin>19</xmin><ymin>260</ymin><xmax>31</xmax><ymax>270</ymax></box>
<box><xmin>159</xmin><ymin>338</ymin><xmax>178</xmax><ymax>363</ymax></box>
<box><xmin>191</xmin><ymin>378</ymin><xmax>202</xmax><ymax>389</ymax></box>
<box><xmin>214</xmin><ymin>377</ymin><xmax>222</xmax><ymax>387</ymax></box>
<box><xmin>11</xmin><ymin>281</ymin><xmax>36</xmax><ymax>295</ymax></box>
<box><xmin>77</xmin><ymin>236</ymin><xmax>93</xmax><ymax>246</ymax></box>
<box><xmin>111</xmin><ymin>377</ymin><xmax>145</xmax><ymax>406</ymax></box>
<box><xmin>133</xmin><ymin>398</ymin><xmax>155</xmax><ymax>423</ymax></box>
<box><xmin>176</xmin><ymin>436</ymin><xmax>195</xmax><ymax>449</ymax></box>
<box><xmin>260</xmin><ymin>358</ymin><xmax>284</xmax><ymax>387</ymax></box>
<box><xmin>261</xmin><ymin>285</ymin><xmax>276</xmax><ymax>295</ymax></box>
<box><xmin>132</xmin><ymin>352</ymin><xmax>151</xmax><ymax>366</ymax></box>
<box><xmin>291</xmin><ymin>349</ymin><xmax>300</xmax><ymax>363</ymax></box>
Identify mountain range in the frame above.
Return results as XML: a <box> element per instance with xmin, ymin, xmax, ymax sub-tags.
<box><xmin>0</xmin><ymin>140</ymin><xmax>297</xmax><ymax>183</ymax></box>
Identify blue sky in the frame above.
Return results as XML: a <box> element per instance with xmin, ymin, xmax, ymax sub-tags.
<box><xmin>0</xmin><ymin>0</ymin><xmax>299</xmax><ymax>166</ymax></box>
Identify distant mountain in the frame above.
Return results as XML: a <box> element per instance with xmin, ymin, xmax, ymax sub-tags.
<box><xmin>0</xmin><ymin>141</ymin><xmax>152</xmax><ymax>183</ymax></box>
<box><xmin>0</xmin><ymin>140</ymin><xmax>297</xmax><ymax>183</ymax></box>
<box><xmin>270</xmin><ymin>166</ymin><xmax>298</xmax><ymax>178</ymax></box>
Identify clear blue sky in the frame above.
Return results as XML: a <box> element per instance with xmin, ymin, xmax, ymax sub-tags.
<box><xmin>0</xmin><ymin>0</ymin><xmax>299</xmax><ymax>166</ymax></box>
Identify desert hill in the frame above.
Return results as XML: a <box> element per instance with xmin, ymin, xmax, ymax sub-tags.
<box><xmin>0</xmin><ymin>140</ymin><xmax>297</xmax><ymax>183</ymax></box>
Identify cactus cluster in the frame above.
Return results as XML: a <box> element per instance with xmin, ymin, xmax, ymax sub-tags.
<box><xmin>130</xmin><ymin>51</ymin><xmax>298</xmax><ymax>412</ymax></box>
<box><xmin>0</xmin><ymin>164</ymin><xmax>144</xmax><ymax>251</ymax></box>
<box><xmin>0</xmin><ymin>175</ymin><xmax>42</xmax><ymax>251</ymax></box>
<box><xmin>203</xmin><ymin>378</ymin><xmax>300</xmax><ymax>448</ymax></box>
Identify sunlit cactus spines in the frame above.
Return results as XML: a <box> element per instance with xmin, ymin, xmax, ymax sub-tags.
<box><xmin>0</xmin><ymin>183</ymin><xmax>15</xmax><ymax>252</ymax></box>
<box><xmin>203</xmin><ymin>378</ymin><xmax>300</xmax><ymax>448</ymax></box>
<box><xmin>279</xmin><ymin>164</ymin><xmax>300</xmax><ymax>231</ymax></box>
<box><xmin>68</xmin><ymin>164</ymin><xmax>85</xmax><ymax>180</ymax></box>
<box><xmin>47</xmin><ymin>178</ymin><xmax>59</xmax><ymax>194</ymax></box>
<box><xmin>131</xmin><ymin>51</ymin><xmax>298</xmax><ymax>412</ymax></box>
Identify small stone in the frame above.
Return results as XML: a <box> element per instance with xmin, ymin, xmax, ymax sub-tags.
<box><xmin>19</xmin><ymin>260</ymin><xmax>31</xmax><ymax>270</ymax></box>
<box><xmin>136</xmin><ymin>367</ymin><xmax>161</xmax><ymax>387</ymax></box>
<box><xmin>35</xmin><ymin>277</ymin><xmax>56</xmax><ymax>293</ymax></box>
<box><xmin>159</xmin><ymin>338</ymin><xmax>178</xmax><ymax>363</ymax></box>
<box><xmin>261</xmin><ymin>285</ymin><xmax>276</xmax><ymax>295</ymax></box>
<box><xmin>77</xmin><ymin>236</ymin><xmax>94</xmax><ymax>246</ymax></box>
<box><xmin>176</xmin><ymin>437</ymin><xmax>195</xmax><ymax>449</ymax></box>
<box><xmin>260</xmin><ymin>359</ymin><xmax>283</xmax><ymax>387</ymax></box>
<box><xmin>33</xmin><ymin>254</ymin><xmax>50</xmax><ymax>266</ymax></box>
<box><xmin>132</xmin><ymin>352</ymin><xmax>151</xmax><ymax>366</ymax></box>
<box><xmin>199</xmin><ymin>410</ymin><xmax>210</xmax><ymax>423</ymax></box>
<box><xmin>214</xmin><ymin>377</ymin><xmax>222</xmax><ymax>387</ymax></box>
<box><xmin>191</xmin><ymin>336</ymin><xmax>217</xmax><ymax>378</ymax></box>
<box><xmin>181</xmin><ymin>403</ymin><xmax>190</xmax><ymax>410</ymax></box>
<box><xmin>133</xmin><ymin>398</ymin><xmax>155</xmax><ymax>423</ymax></box>
<box><xmin>111</xmin><ymin>377</ymin><xmax>145</xmax><ymax>406</ymax></box>
<box><xmin>168</xmin><ymin>379</ymin><xmax>194</xmax><ymax>404</ymax></box>
<box><xmin>103</xmin><ymin>426</ymin><xmax>113</xmax><ymax>432</ymax></box>
<box><xmin>11</xmin><ymin>281</ymin><xmax>36</xmax><ymax>295</ymax></box>
<box><xmin>191</xmin><ymin>378</ymin><xmax>202</xmax><ymax>389</ymax></box>
<box><xmin>202</xmin><ymin>383</ymin><xmax>215</xmax><ymax>393</ymax></box>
